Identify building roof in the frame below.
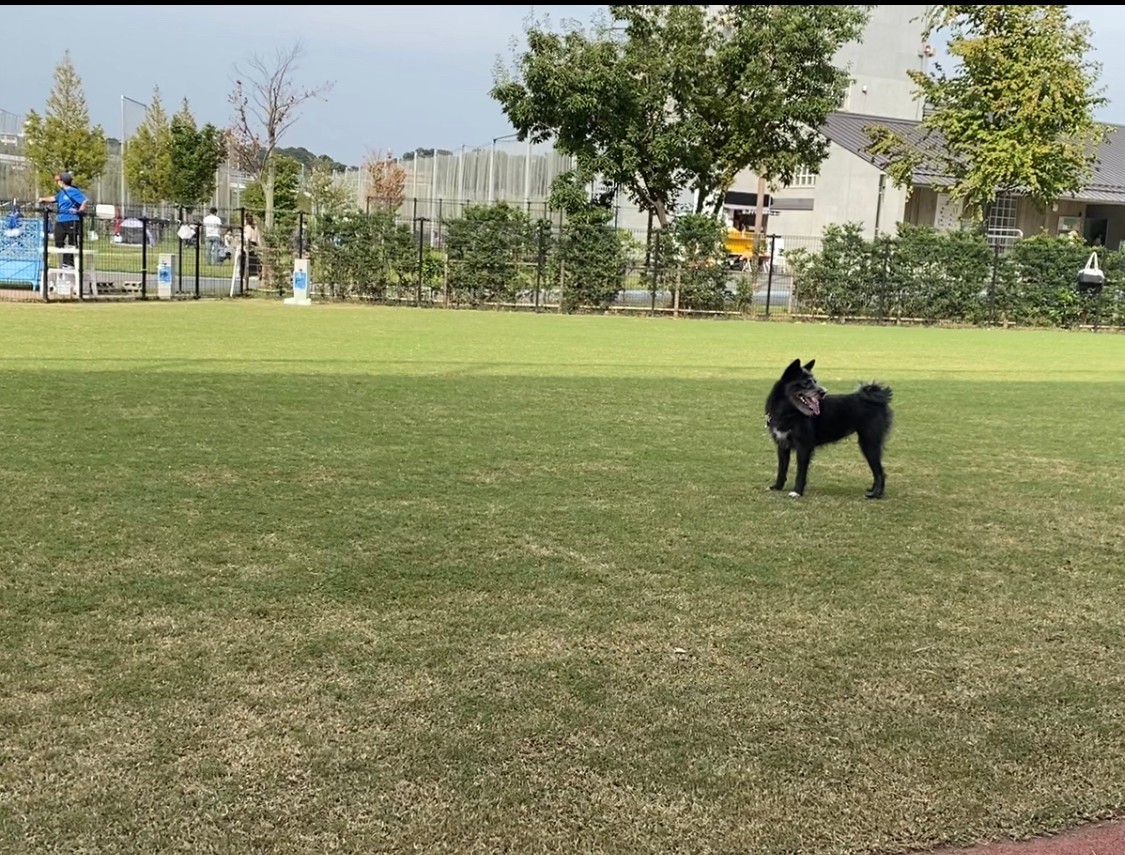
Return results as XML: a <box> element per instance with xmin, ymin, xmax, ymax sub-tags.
<box><xmin>820</xmin><ymin>111</ymin><xmax>1125</xmax><ymax>205</ymax></box>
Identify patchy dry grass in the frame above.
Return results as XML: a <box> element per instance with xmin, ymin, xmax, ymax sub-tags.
<box><xmin>1</xmin><ymin>302</ymin><xmax>1124</xmax><ymax>854</ymax></box>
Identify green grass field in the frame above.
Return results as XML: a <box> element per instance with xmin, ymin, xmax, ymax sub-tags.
<box><xmin>2</xmin><ymin>302</ymin><xmax>1124</xmax><ymax>855</ymax></box>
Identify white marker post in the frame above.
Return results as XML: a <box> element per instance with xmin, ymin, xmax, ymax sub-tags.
<box><xmin>157</xmin><ymin>253</ymin><xmax>174</xmax><ymax>300</ymax></box>
<box><xmin>285</xmin><ymin>257</ymin><xmax>312</xmax><ymax>306</ymax></box>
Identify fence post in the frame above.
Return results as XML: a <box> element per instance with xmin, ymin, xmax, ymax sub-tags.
<box><xmin>415</xmin><ymin>217</ymin><xmax>427</xmax><ymax>306</ymax></box>
<box><xmin>239</xmin><ymin>207</ymin><xmax>247</xmax><ymax>296</ymax></box>
<box><xmin>177</xmin><ymin>207</ymin><xmax>185</xmax><ymax>296</ymax></box>
<box><xmin>878</xmin><ymin>237</ymin><xmax>891</xmax><ymax>324</ymax></box>
<box><xmin>194</xmin><ymin>219</ymin><xmax>202</xmax><ymax>299</ymax></box>
<box><xmin>650</xmin><ymin>229</ymin><xmax>661</xmax><ymax>316</ymax></box>
<box><xmin>765</xmin><ymin>235</ymin><xmax>777</xmax><ymax>318</ymax></box>
<box><xmin>989</xmin><ymin>243</ymin><xmax>1000</xmax><ymax>326</ymax></box>
<box><xmin>535</xmin><ymin>219</ymin><xmax>546</xmax><ymax>312</ymax></box>
<box><xmin>40</xmin><ymin>208</ymin><xmax>49</xmax><ymax>302</ymax></box>
<box><xmin>673</xmin><ymin>266</ymin><xmax>681</xmax><ymax>318</ymax></box>
<box><xmin>141</xmin><ymin>217</ymin><xmax>148</xmax><ymax>299</ymax></box>
<box><xmin>76</xmin><ymin>212</ymin><xmax>85</xmax><ymax>302</ymax></box>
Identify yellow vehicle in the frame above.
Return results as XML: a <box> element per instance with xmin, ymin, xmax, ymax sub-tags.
<box><xmin>722</xmin><ymin>198</ymin><xmax>771</xmax><ymax>270</ymax></box>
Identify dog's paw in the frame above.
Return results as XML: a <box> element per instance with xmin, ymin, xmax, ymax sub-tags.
<box><xmin>865</xmin><ymin>490</ymin><xmax>884</xmax><ymax>499</ymax></box>
<box><xmin>788</xmin><ymin>491</ymin><xmax>802</xmax><ymax>498</ymax></box>
<box><xmin>768</xmin><ymin>484</ymin><xmax>784</xmax><ymax>491</ymax></box>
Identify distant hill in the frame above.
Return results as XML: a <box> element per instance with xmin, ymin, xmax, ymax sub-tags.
<box><xmin>276</xmin><ymin>146</ymin><xmax>352</xmax><ymax>173</ymax></box>
<box><xmin>402</xmin><ymin>148</ymin><xmax>455</xmax><ymax>160</ymax></box>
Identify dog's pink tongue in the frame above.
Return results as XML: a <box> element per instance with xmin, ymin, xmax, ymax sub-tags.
<box><xmin>809</xmin><ymin>398</ymin><xmax>821</xmax><ymax>416</ymax></box>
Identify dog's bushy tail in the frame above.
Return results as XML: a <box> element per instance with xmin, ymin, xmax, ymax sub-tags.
<box><xmin>858</xmin><ymin>383</ymin><xmax>893</xmax><ymax>405</ymax></box>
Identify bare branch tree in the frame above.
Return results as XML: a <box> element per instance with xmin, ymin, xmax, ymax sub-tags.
<box><xmin>228</xmin><ymin>41</ymin><xmax>333</xmax><ymax>226</ymax></box>
<box><xmin>363</xmin><ymin>148</ymin><xmax>407</xmax><ymax>214</ymax></box>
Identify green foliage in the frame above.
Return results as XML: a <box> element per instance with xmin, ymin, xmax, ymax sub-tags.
<box><xmin>244</xmin><ymin>156</ymin><xmax>303</xmax><ymax>229</ymax></box>
<box><xmin>275</xmin><ymin>145</ymin><xmax>349</xmax><ymax>173</ymax></box>
<box><xmin>310</xmin><ymin>211</ymin><xmax>414</xmax><ymax>299</ymax></box>
<box><xmin>306</xmin><ymin>165</ymin><xmax>355</xmax><ymax>217</ymax></box>
<box><xmin>168</xmin><ymin>100</ymin><xmax>227</xmax><ymax>211</ymax></box>
<box><xmin>123</xmin><ymin>87</ymin><xmax>173</xmax><ymax>205</ymax></box>
<box><xmin>1000</xmin><ymin>234</ymin><xmax>1106</xmax><ymax>327</ymax></box>
<box><xmin>785</xmin><ymin>223</ymin><xmax>877</xmax><ymax>318</ymax></box>
<box><xmin>670</xmin><ymin>214</ymin><xmax>729</xmax><ymax>311</ymax></box>
<box><xmin>866</xmin><ymin>5</ymin><xmax>1108</xmax><ymax>221</ymax></box>
<box><xmin>789</xmin><ymin>222</ymin><xmax>1125</xmax><ymax>327</ymax></box>
<box><xmin>445</xmin><ymin>203</ymin><xmax>533</xmax><ymax>304</ymax></box>
<box><xmin>554</xmin><ymin>221</ymin><xmax>632</xmax><ymax>312</ymax></box>
<box><xmin>23</xmin><ymin>51</ymin><xmax>108</xmax><ymax>189</ymax></box>
<box><xmin>493</xmin><ymin>4</ymin><xmax>869</xmax><ymax>227</ymax></box>
<box><xmin>549</xmin><ymin>171</ymin><xmax>631</xmax><ymax>311</ymax></box>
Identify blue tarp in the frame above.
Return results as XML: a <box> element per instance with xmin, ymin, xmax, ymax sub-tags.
<box><xmin>0</xmin><ymin>217</ymin><xmax>45</xmax><ymax>288</ymax></box>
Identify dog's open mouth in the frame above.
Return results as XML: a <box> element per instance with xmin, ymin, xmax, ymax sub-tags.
<box><xmin>797</xmin><ymin>392</ymin><xmax>821</xmax><ymax>416</ymax></box>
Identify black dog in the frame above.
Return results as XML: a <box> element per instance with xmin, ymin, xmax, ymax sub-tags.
<box><xmin>765</xmin><ymin>359</ymin><xmax>893</xmax><ymax>499</ymax></box>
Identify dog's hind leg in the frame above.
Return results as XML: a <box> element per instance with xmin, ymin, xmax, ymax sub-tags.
<box><xmin>770</xmin><ymin>446</ymin><xmax>791</xmax><ymax>492</ymax></box>
<box><xmin>858</xmin><ymin>433</ymin><xmax>886</xmax><ymax>499</ymax></box>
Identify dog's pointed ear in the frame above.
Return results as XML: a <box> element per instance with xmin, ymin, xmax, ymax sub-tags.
<box><xmin>803</xmin><ymin>359</ymin><xmax>816</xmax><ymax>371</ymax></box>
<box><xmin>783</xmin><ymin>358</ymin><xmax>801</xmax><ymax>378</ymax></box>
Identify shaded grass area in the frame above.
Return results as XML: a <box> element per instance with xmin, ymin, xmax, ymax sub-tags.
<box><xmin>1</xmin><ymin>304</ymin><xmax>1124</xmax><ymax>854</ymax></box>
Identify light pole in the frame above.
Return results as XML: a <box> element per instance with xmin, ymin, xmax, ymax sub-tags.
<box><xmin>488</xmin><ymin>132</ymin><xmax>519</xmax><ymax>204</ymax></box>
<box><xmin>120</xmin><ymin>94</ymin><xmax>147</xmax><ymax>210</ymax></box>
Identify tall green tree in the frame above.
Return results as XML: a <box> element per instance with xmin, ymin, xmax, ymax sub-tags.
<box><xmin>492</xmin><ymin>4</ymin><xmax>870</xmax><ymax>229</ymax></box>
<box><xmin>866</xmin><ymin>5</ymin><xmax>1108</xmax><ymax>224</ymax></box>
<box><xmin>243</xmin><ymin>155</ymin><xmax>303</xmax><ymax>223</ymax></box>
<box><xmin>168</xmin><ymin>100</ymin><xmax>226</xmax><ymax>210</ymax></box>
<box><xmin>306</xmin><ymin>164</ymin><xmax>353</xmax><ymax>217</ymax></box>
<box><xmin>23</xmin><ymin>51</ymin><xmax>108</xmax><ymax>189</ymax></box>
<box><xmin>123</xmin><ymin>86</ymin><xmax>173</xmax><ymax>205</ymax></box>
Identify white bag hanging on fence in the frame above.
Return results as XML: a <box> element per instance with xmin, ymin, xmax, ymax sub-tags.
<box><xmin>1077</xmin><ymin>251</ymin><xmax>1105</xmax><ymax>294</ymax></box>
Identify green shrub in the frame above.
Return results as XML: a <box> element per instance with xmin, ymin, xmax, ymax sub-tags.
<box><xmin>445</xmin><ymin>203</ymin><xmax>532</xmax><ymax>305</ymax></box>
<box><xmin>789</xmin><ymin>222</ymin><xmax>1125</xmax><ymax>328</ymax></box>
<box><xmin>311</xmin><ymin>211</ymin><xmax>413</xmax><ymax>299</ymax></box>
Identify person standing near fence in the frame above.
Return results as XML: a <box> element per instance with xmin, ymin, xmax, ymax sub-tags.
<box><xmin>39</xmin><ymin>172</ymin><xmax>87</xmax><ymax>269</ymax></box>
<box><xmin>203</xmin><ymin>207</ymin><xmax>223</xmax><ymax>264</ymax></box>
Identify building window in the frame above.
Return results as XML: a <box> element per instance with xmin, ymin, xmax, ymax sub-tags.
<box><xmin>986</xmin><ymin>193</ymin><xmax>1020</xmax><ymax>249</ymax></box>
<box><xmin>790</xmin><ymin>165</ymin><xmax>817</xmax><ymax>189</ymax></box>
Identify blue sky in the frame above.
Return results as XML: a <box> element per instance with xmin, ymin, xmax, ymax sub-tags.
<box><xmin>4</xmin><ymin>5</ymin><xmax>1121</xmax><ymax>167</ymax></box>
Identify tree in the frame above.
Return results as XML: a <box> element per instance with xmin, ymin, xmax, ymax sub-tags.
<box><xmin>865</xmin><ymin>5</ymin><xmax>1109</xmax><ymax>225</ymax></box>
<box><xmin>492</xmin><ymin>5</ymin><xmax>870</xmax><ymax>229</ymax></box>
<box><xmin>228</xmin><ymin>41</ymin><xmax>333</xmax><ymax>228</ymax></box>
<box><xmin>243</xmin><ymin>155</ymin><xmax>303</xmax><ymax>220</ymax></box>
<box><xmin>363</xmin><ymin>149</ymin><xmax>406</xmax><ymax>213</ymax></box>
<box><xmin>23</xmin><ymin>51</ymin><xmax>108</xmax><ymax>190</ymax></box>
<box><xmin>548</xmin><ymin>170</ymin><xmax>632</xmax><ymax>311</ymax></box>
<box><xmin>123</xmin><ymin>86</ymin><xmax>173</xmax><ymax>205</ymax></box>
<box><xmin>167</xmin><ymin>100</ymin><xmax>226</xmax><ymax>211</ymax></box>
<box><xmin>306</xmin><ymin>164</ymin><xmax>354</xmax><ymax>217</ymax></box>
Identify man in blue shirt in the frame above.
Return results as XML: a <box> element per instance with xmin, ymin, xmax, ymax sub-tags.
<box><xmin>39</xmin><ymin>171</ymin><xmax>88</xmax><ymax>268</ymax></box>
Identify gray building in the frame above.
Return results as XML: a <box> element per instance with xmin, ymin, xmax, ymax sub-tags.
<box><xmin>725</xmin><ymin>5</ymin><xmax>932</xmax><ymax>239</ymax></box>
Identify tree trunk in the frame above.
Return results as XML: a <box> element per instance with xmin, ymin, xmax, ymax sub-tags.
<box><xmin>265</xmin><ymin>158</ymin><xmax>276</xmax><ymax>229</ymax></box>
<box><xmin>653</xmin><ymin>198</ymin><xmax>669</xmax><ymax>231</ymax></box>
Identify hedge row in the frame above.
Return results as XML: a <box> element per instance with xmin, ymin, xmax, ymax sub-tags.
<box><xmin>787</xmin><ymin>223</ymin><xmax>1125</xmax><ymax>328</ymax></box>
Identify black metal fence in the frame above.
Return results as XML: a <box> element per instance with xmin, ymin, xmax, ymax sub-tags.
<box><xmin>4</xmin><ymin>200</ymin><xmax>1120</xmax><ymax>330</ymax></box>
<box><xmin>0</xmin><ymin>205</ymin><xmax>313</xmax><ymax>304</ymax></box>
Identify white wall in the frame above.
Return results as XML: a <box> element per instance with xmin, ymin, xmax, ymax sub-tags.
<box><xmin>837</xmin><ymin>5</ymin><xmax>931</xmax><ymax>121</ymax></box>
<box><xmin>766</xmin><ymin>144</ymin><xmax>910</xmax><ymax>238</ymax></box>
<box><xmin>728</xmin><ymin>5</ymin><xmax>928</xmax><ymax>238</ymax></box>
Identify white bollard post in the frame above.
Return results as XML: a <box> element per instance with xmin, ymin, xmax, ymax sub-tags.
<box><xmin>284</xmin><ymin>257</ymin><xmax>312</xmax><ymax>306</ymax></box>
<box><xmin>157</xmin><ymin>253</ymin><xmax>174</xmax><ymax>300</ymax></box>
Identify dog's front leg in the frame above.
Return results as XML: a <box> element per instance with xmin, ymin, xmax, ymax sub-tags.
<box><xmin>770</xmin><ymin>446</ymin><xmax>790</xmax><ymax>491</ymax></box>
<box><xmin>790</xmin><ymin>448</ymin><xmax>813</xmax><ymax>497</ymax></box>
